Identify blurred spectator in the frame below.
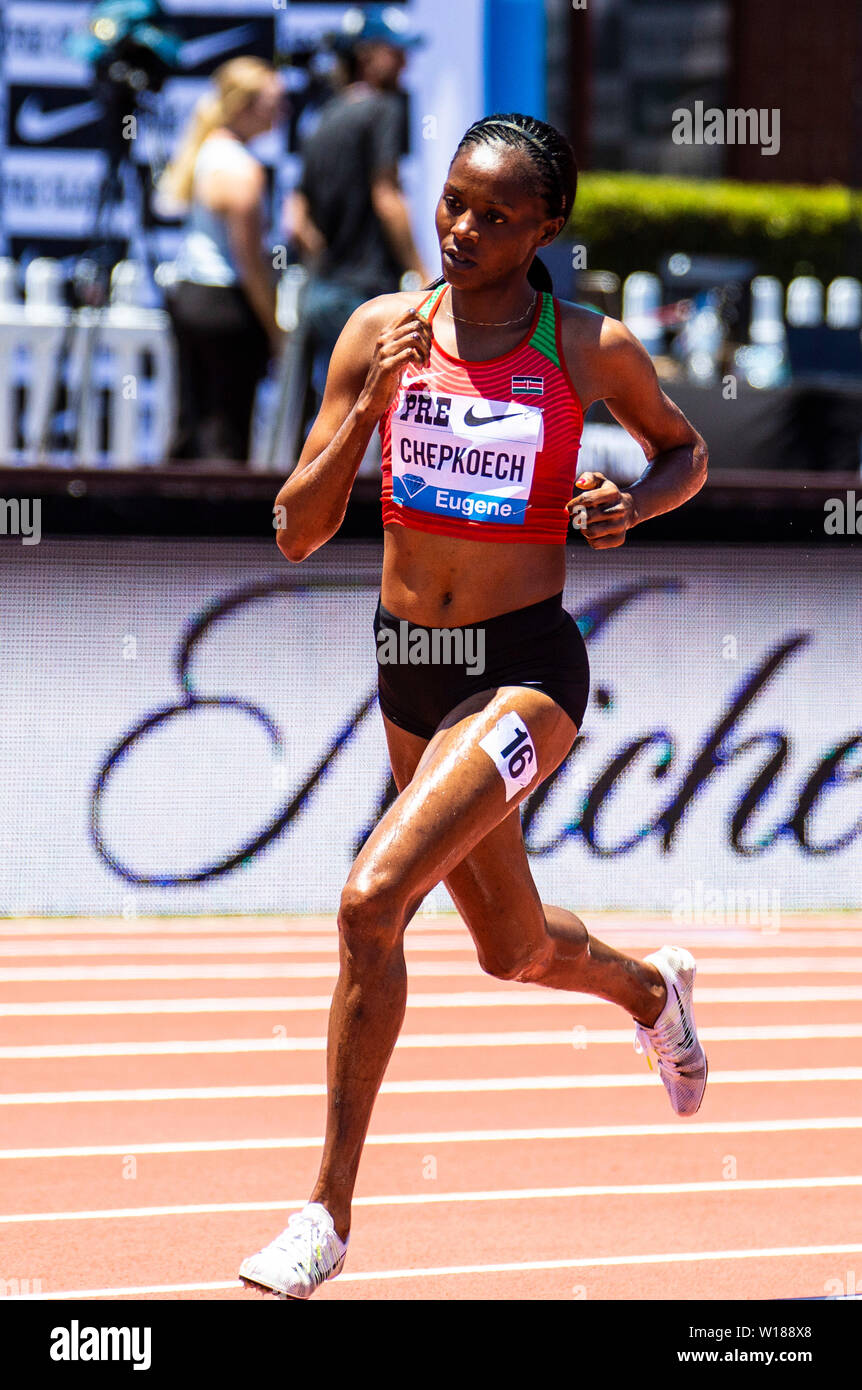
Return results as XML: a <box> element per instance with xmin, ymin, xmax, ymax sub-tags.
<box><xmin>284</xmin><ymin>10</ymin><xmax>430</xmax><ymax>436</ymax></box>
<box><xmin>156</xmin><ymin>57</ymin><xmax>286</xmax><ymax>463</ymax></box>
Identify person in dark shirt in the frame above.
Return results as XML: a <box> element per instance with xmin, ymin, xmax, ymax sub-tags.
<box><xmin>285</xmin><ymin>10</ymin><xmax>430</xmax><ymax>437</ymax></box>
<box><xmin>297</xmin><ymin>87</ymin><xmax>409</xmax><ymax>297</ymax></box>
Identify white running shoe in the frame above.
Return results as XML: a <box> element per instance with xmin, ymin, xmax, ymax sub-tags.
<box><xmin>633</xmin><ymin>945</ymin><xmax>708</xmax><ymax>1117</ymax></box>
<box><xmin>239</xmin><ymin>1202</ymin><xmax>348</xmax><ymax>1299</ymax></box>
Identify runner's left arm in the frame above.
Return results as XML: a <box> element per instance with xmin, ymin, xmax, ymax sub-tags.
<box><xmin>567</xmin><ymin>319</ymin><xmax>708</xmax><ymax>549</ymax></box>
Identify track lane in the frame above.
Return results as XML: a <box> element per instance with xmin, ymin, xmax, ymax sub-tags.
<box><xmin>2</xmin><ymin>914</ymin><xmax>861</xmax><ymax>1301</ymax></box>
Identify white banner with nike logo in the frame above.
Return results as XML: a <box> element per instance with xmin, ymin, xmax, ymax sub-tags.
<box><xmin>0</xmin><ymin>1</ymin><xmax>279</xmax><ymax>257</ymax></box>
<box><xmin>4</xmin><ymin>3</ymin><xmax>92</xmax><ymax>86</ymax></box>
<box><xmin>1</xmin><ymin>149</ymin><xmax>136</xmax><ymax>236</ymax></box>
<box><xmin>390</xmin><ymin>384</ymin><xmax>545</xmax><ymax>527</ymax></box>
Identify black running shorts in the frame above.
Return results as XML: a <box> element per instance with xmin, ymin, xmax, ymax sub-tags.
<box><xmin>373</xmin><ymin>590</ymin><xmax>590</xmax><ymax>740</ymax></box>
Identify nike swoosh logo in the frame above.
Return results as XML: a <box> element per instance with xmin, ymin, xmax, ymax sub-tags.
<box><xmin>178</xmin><ymin>25</ymin><xmax>258</xmax><ymax>70</ymax></box>
<box><xmin>463</xmin><ymin>406</ymin><xmax>526</xmax><ymax>428</ymax></box>
<box><xmin>16</xmin><ymin>96</ymin><xmax>104</xmax><ymax>144</ymax></box>
<box><xmin>674</xmin><ymin>984</ymin><xmax>694</xmax><ymax>1050</ymax></box>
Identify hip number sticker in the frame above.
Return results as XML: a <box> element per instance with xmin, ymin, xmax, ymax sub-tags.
<box><xmin>479</xmin><ymin>710</ymin><xmax>538</xmax><ymax>801</ymax></box>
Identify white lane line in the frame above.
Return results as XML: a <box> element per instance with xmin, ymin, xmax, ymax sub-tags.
<box><xmin>0</xmin><ymin>915</ymin><xmax>859</xmax><ymax>939</ymax></box>
<box><xmin>2</xmin><ymin>1115</ymin><xmax>862</xmax><ymax>1161</ymax></box>
<box><xmin>2</xmin><ymin>936</ymin><xmax>862</xmax><ymax>974</ymax></box>
<box><xmin>0</xmin><ymin>963</ymin><xmax>483</xmax><ymax>981</ymax></box>
<box><xmin>10</xmin><ymin>1243</ymin><xmax>862</xmax><ymax>1299</ymax></box>
<box><xmin>4</xmin><ymin>1174</ymin><xmax>862</xmax><ymax>1226</ymax></box>
<box><xmin>0</xmin><ymin>919</ymin><xmax>443</xmax><ymax>939</ymax></box>
<box><xmin>0</xmin><ymin>936</ymin><xmax>470</xmax><ymax>958</ymax></box>
<box><xmin>3</xmin><ymin>1020</ymin><xmax>862</xmax><ymax>1060</ymax></box>
<box><xmin>2</xmin><ymin>1066</ymin><xmax>862</xmax><ymax>1105</ymax></box>
<box><xmin>1</xmin><ymin>920</ymin><xmax>861</xmax><ymax>944</ymax></box>
<box><xmin>0</xmin><ymin>993</ymin><xmax>490</xmax><ymax>1017</ymax></box>
<box><xmin>6</xmin><ymin>961</ymin><xmax>862</xmax><ymax>984</ymax></box>
<box><xmin>6</xmin><ymin>985</ymin><xmax>862</xmax><ymax>1017</ymax></box>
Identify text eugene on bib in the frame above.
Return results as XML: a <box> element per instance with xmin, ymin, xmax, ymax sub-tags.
<box><xmin>390</xmin><ymin>383</ymin><xmax>545</xmax><ymax>526</ymax></box>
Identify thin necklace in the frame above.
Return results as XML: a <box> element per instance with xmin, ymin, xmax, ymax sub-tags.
<box><xmin>442</xmin><ymin>286</ymin><xmax>538</xmax><ymax>327</ymax></box>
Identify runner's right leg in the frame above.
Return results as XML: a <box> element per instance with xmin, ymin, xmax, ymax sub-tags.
<box><xmin>305</xmin><ymin>684</ymin><xmax>578</xmax><ymax>1240</ymax></box>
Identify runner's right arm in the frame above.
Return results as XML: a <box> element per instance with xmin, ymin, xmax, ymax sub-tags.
<box><xmin>274</xmin><ymin>301</ymin><xmax>431</xmax><ymax>561</ymax></box>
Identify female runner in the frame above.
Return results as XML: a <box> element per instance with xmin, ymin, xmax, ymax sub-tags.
<box><xmin>240</xmin><ymin>112</ymin><xmax>709</xmax><ymax>1299</ymax></box>
<box><xmin>157</xmin><ymin>57</ymin><xmax>285</xmax><ymax>462</ymax></box>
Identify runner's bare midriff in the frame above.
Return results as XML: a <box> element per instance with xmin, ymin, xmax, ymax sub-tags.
<box><xmin>381</xmin><ymin>524</ymin><xmax>566</xmax><ymax>627</ymax></box>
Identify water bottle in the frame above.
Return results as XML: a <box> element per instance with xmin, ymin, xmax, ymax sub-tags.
<box><xmin>110</xmin><ymin>261</ymin><xmax>147</xmax><ymax>308</ymax></box>
<box><xmin>734</xmin><ymin>276</ymin><xmax>789</xmax><ymax>388</ymax></box>
<box><xmin>826</xmin><ymin>278</ymin><xmax>862</xmax><ymax>328</ymax></box>
<box><xmin>786</xmin><ymin>276</ymin><xmax>824</xmax><ymax>326</ymax></box>
<box><xmin>676</xmin><ymin>290</ymin><xmax>724</xmax><ymax>385</ymax></box>
<box><xmin>622</xmin><ymin>272</ymin><xmax>663</xmax><ymax>356</ymax></box>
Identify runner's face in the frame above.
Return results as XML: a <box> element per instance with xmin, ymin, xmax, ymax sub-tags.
<box><xmin>435</xmin><ymin>146</ymin><xmax>564</xmax><ymax>285</ymax></box>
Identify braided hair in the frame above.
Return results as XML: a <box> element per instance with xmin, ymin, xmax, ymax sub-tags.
<box><xmin>425</xmin><ymin>112</ymin><xmax>577</xmax><ymax>293</ymax></box>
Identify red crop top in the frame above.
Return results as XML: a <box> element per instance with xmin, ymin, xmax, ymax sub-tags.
<box><xmin>379</xmin><ymin>283</ymin><xmax>584</xmax><ymax>544</ymax></box>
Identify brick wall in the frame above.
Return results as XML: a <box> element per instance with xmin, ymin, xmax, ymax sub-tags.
<box><xmin>727</xmin><ymin>0</ymin><xmax>861</xmax><ymax>183</ymax></box>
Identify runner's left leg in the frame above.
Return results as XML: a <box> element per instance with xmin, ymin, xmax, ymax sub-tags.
<box><xmin>383</xmin><ymin>708</ymin><xmax>668</xmax><ymax>1024</ymax></box>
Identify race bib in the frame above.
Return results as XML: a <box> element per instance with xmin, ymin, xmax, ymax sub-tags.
<box><xmin>390</xmin><ymin>383</ymin><xmax>544</xmax><ymax>527</ymax></box>
<box><xmin>479</xmin><ymin>711</ymin><xmax>538</xmax><ymax>801</ymax></box>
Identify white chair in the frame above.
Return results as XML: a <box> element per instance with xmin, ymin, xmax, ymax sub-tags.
<box><xmin>826</xmin><ymin>277</ymin><xmax>862</xmax><ymax>329</ymax></box>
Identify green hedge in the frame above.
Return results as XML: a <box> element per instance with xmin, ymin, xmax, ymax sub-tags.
<box><xmin>566</xmin><ymin>173</ymin><xmax>862</xmax><ymax>284</ymax></box>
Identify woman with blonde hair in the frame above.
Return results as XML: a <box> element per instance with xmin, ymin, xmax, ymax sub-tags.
<box><xmin>158</xmin><ymin>56</ymin><xmax>286</xmax><ymax>462</ymax></box>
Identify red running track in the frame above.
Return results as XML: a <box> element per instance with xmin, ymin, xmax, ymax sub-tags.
<box><xmin>1</xmin><ymin>912</ymin><xmax>861</xmax><ymax>1301</ymax></box>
